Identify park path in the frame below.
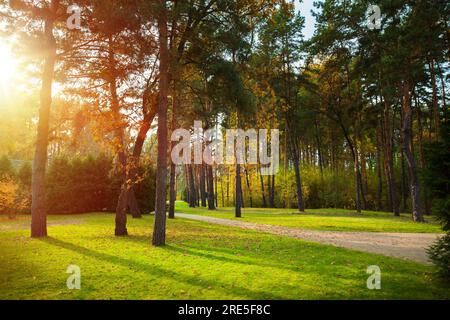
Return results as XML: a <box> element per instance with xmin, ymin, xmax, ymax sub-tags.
<box><xmin>176</xmin><ymin>213</ymin><xmax>442</xmax><ymax>264</ymax></box>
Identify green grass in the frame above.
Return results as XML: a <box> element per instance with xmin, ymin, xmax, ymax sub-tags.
<box><xmin>175</xmin><ymin>202</ymin><xmax>443</xmax><ymax>233</ymax></box>
<box><xmin>0</xmin><ymin>213</ymin><xmax>448</xmax><ymax>299</ymax></box>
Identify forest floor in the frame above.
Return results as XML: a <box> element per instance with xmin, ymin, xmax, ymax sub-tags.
<box><xmin>0</xmin><ymin>213</ymin><xmax>449</xmax><ymax>299</ymax></box>
<box><xmin>175</xmin><ymin>213</ymin><xmax>441</xmax><ymax>264</ymax></box>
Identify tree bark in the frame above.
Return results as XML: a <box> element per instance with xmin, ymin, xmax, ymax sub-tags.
<box><xmin>286</xmin><ymin>119</ymin><xmax>305</xmax><ymax>213</ymax></box>
<box><xmin>353</xmin><ymin>147</ymin><xmax>362</xmax><ymax>214</ymax></box>
<box><xmin>31</xmin><ymin>1</ymin><xmax>59</xmax><ymax>238</ymax></box>
<box><xmin>429</xmin><ymin>59</ymin><xmax>440</xmax><ymax>138</ymax></box>
<box><xmin>401</xmin><ymin>81</ymin><xmax>424</xmax><ymax>222</ymax></box>
<box><xmin>269</xmin><ymin>174</ymin><xmax>275</xmax><ymax>208</ymax></box>
<box><xmin>376</xmin><ymin>124</ymin><xmax>383</xmax><ymax>211</ymax></box>
<box><xmin>128</xmin><ymin>100</ymin><xmax>157</xmax><ymax>218</ymax></box>
<box><xmin>206</xmin><ymin>164</ymin><xmax>215</xmax><ymax>210</ymax></box>
<box><xmin>381</xmin><ymin>95</ymin><xmax>400</xmax><ymax>216</ymax></box>
<box><xmin>214</xmin><ymin>167</ymin><xmax>218</xmax><ymax>207</ymax></box>
<box><xmin>152</xmin><ymin>5</ymin><xmax>169</xmax><ymax>246</ymax></box>
<box><xmin>235</xmin><ymin>114</ymin><xmax>242</xmax><ymax>217</ymax></box>
<box><xmin>437</xmin><ymin>63</ymin><xmax>447</xmax><ymax>113</ymax></box>
<box><xmin>338</xmin><ymin>120</ymin><xmax>362</xmax><ymax>213</ymax></box>
<box><xmin>107</xmin><ymin>35</ymin><xmax>128</xmax><ymax>236</ymax></box>
<box><xmin>220</xmin><ymin>171</ymin><xmax>225</xmax><ymax>207</ymax></box>
<box><xmin>359</xmin><ymin>138</ymin><xmax>368</xmax><ymax>210</ymax></box>
<box><xmin>168</xmin><ymin>88</ymin><xmax>178</xmax><ymax>219</ymax></box>
<box><xmin>400</xmin><ymin>148</ymin><xmax>408</xmax><ymax>212</ymax></box>
<box><xmin>195</xmin><ymin>165</ymin><xmax>200</xmax><ymax>206</ymax></box>
<box><xmin>314</xmin><ymin>118</ymin><xmax>324</xmax><ymax>175</ymax></box>
<box><xmin>226</xmin><ymin>167</ymin><xmax>230</xmax><ymax>207</ymax></box>
<box><xmin>244</xmin><ymin>166</ymin><xmax>253</xmax><ymax>208</ymax></box>
<box><xmin>188</xmin><ymin>164</ymin><xmax>196</xmax><ymax>207</ymax></box>
<box><xmin>128</xmin><ymin>188</ymin><xmax>141</xmax><ymax>218</ymax></box>
<box><xmin>235</xmin><ymin>163</ymin><xmax>242</xmax><ymax>217</ymax></box>
<box><xmin>184</xmin><ymin>165</ymin><xmax>190</xmax><ymax>204</ymax></box>
<box><xmin>416</xmin><ymin>102</ymin><xmax>431</xmax><ymax>214</ymax></box>
<box><xmin>199</xmin><ymin>163</ymin><xmax>207</xmax><ymax>207</ymax></box>
<box><xmin>168</xmin><ymin>161</ymin><xmax>176</xmax><ymax>219</ymax></box>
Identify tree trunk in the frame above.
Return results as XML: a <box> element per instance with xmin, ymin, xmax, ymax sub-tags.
<box><xmin>429</xmin><ymin>59</ymin><xmax>440</xmax><ymax>138</ymax></box>
<box><xmin>376</xmin><ymin>124</ymin><xmax>383</xmax><ymax>211</ymax></box>
<box><xmin>244</xmin><ymin>166</ymin><xmax>253</xmax><ymax>208</ymax></box>
<box><xmin>128</xmin><ymin>101</ymin><xmax>157</xmax><ymax>219</ymax></box>
<box><xmin>400</xmin><ymin>148</ymin><xmax>408</xmax><ymax>212</ymax></box>
<box><xmin>195</xmin><ymin>165</ymin><xmax>201</xmax><ymax>206</ymax></box>
<box><xmin>152</xmin><ymin>5</ymin><xmax>169</xmax><ymax>246</ymax></box>
<box><xmin>401</xmin><ymin>81</ymin><xmax>424</xmax><ymax>222</ymax></box>
<box><xmin>206</xmin><ymin>164</ymin><xmax>215</xmax><ymax>210</ymax></box>
<box><xmin>115</xmin><ymin>178</ymin><xmax>128</xmax><ymax>236</ymax></box>
<box><xmin>199</xmin><ymin>164</ymin><xmax>207</xmax><ymax>207</ymax></box>
<box><xmin>168</xmin><ymin>162</ymin><xmax>176</xmax><ymax>219</ymax></box>
<box><xmin>283</xmin><ymin>132</ymin><xmax>289</xmax><ymax>208</ymax></box>
<box><xmin>437</xmin><ymin>63</ymin><xmax>447</xmax><ymax>113</ymax></box>
<box><xmin>381</xmin><ymin>96</ymin><xmax>400</xmax><ymax>216</ymax></box>
<box><xmin>314</xmin><ymin>118</ymin><xmax>324</xmax><ymax>176</ymax></box>
<box><xmin>286</xmin><ymin>123</ymin><xmax>305</xmax><ymax>213</ymax></box>
<box><xmin>259</xmin><ymin>165</ymin><xmax>267</xmax><ymax>208</ymax></box>
<box><xmin>359</xmin><ymin>140</ymin><xmax>368</xmax><ymax>210</ymax></box>
<box><xmin>240</xmin><ymin>178</ymin><xmax>245</xmax><ymax>209</ymax></box>
<box><xmin>292</xmin><ymin>152</ymin><xmax>305</xmax><ymax>212</ymax></box>
<box><xmin>226</xmin><ymin>167</ymin><xmax>230</xmax><ymax>207</ymax></box>
<box><xmin>416</xmin><ymin>103</ymin><xmax>431</xmax><ymax>214</ymax></box>
<box><xmin>184</xmin><ymin>165</ymin><xmax>190</xmax><ymax>204</ymax></box>
<box><xmin>339</xmin><ymin>121</ymin><xmax>362</xmax><ymax>213</ymax></box>
<box><xmin>188</xmin><ymin>164</ymin><xmax>196</xmax><ymax>207</ymax></box>
<box><xmin>168</xmin><ymin>92</ymin><xmax>178</xmax><ymax>219</ymax></box>
<box><xmin>107</xmin><ymin>35</ymin><xmax>128</xmax><ymax>237</ymax></box>
<box><xmin>354</xmin><ymin>148</ymin><xmax>362</xmax><ymax>214</ymax></box>
<box><xmin>31</xmin><ymin>4</ymin><xmax>58</xmax><ymax>238</ymax></box>
<box><xmin>269</xmin><ymin>174</ymin><xmax>275</xmax><ymax>208</ymax></box>
<box><xmin>235</xmin><ymin>113</ymin><xmax>242</xmax><ymax>216</ymax></box>
<box><xmin>220</xmin><ymin>171</ymin><xmax>225</xmax><ymax>207</ymax></box>
<box><xmin>128</xmin><ymin>188</ymin><xmax>141</xmax><ymax>218</ymax></box>
<box><xmin>235</xmin><ymin>163</ymin><xmax>242</xmax><ymax>217</ymax></box>
<box><xmin>214</xmin><ymin>167</ymin><xmax>218</xmax><ymax>207</ymax></box>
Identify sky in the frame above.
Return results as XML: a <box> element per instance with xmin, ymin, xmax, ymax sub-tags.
<box><xmin>295</xmin><ymin>0</ymin><xmax>319</xmax><ymax>40</ymax></box>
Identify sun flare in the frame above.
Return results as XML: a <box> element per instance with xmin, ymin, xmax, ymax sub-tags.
<box><xmin>0</xmin><ymin>41</ymin><xmax>17</xmax><ymax>89</ymax></box>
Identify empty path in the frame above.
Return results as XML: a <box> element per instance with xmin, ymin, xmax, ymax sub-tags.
<box><xmin>176</xmin><ymin>213</ymin><xmax>442</xmax><ymax>264</ymax></box>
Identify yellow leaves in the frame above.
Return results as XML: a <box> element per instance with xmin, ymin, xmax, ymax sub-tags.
<box><xmin>0</xmin><ymin>179</ymin><xmax>18</xmax><ymax>215</ymax></box>
<box><xmin>280</xmin><ymin>104</ymin><xmax>290</xmax><ymax>113</ymax></box>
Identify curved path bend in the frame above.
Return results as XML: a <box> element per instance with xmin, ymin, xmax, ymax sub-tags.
<box><xmin>176</xmin><ymin>213</ymin><xmax>442</xmax><ymax>264</ymax></box>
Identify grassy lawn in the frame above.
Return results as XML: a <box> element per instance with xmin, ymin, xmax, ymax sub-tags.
<box><xmin>0</xmin><ymin>213</ymin><xmax>448</xmax><ymax>300</ymax></box>
<box><xmin>175</xmin><ymin>202</ymin><xmax>443</xmax><ymax>233</ymax></box>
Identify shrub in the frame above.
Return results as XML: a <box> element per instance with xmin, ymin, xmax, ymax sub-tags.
<box><xmin>424</xmin><ymin>121</ymin><xmax>450</xmax><ymax>280</ymax></box>
<box><xmin>46</xmin><ymin>155</ymin><xmax>119</xmax><ymax>214</ymax></box>
<box><xmin>0</xmin><ymin>154</ymin><xmax>155</xmax><ymax>216</ymax></box>
<box><xmin>17</xmin><ymin>161</ymin><xmax>32</xmax><ymax>187</ymax></box>
<box><xmin>0</xmin><ymin>178</ymin><xmax>29</xmax><ymax>217</ymax></box>
<box><xmin>0</xmin><ymin>179</ymin><xmax>18</xmax><ymax>215</ymax></box>
<box><xmin>45</xmin><ymin>155</ymin><xmax>155</xmax><ymax>215</ymax></box>
<box><xmin>0</xmin><ymin>155</ymin><xmax>14</xmax><ymax>180</ymax></box>
<box><xmin>134</xmin><ymin>166</ymin><xmax>156</xmax><ymax>213</ymax></box>
<box><xmin>427</xmin><ymin>234</ymin><xmax>450</xmax><ymax>280</ymax></box>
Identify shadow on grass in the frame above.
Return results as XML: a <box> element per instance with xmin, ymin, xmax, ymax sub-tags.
<box><xmin>42</xmin><ymin>236</ymin><xmax>286</xmax><ymax>299</ymax></box>
<box><xmin>163</xmin><ymin>243</ymin><xmax>304</xmax><ymax>274</ymax></box>
<box><xmin>89</xmin><ymin>233</ymin><xmax>305</xmax><ymax>274</ymax></box>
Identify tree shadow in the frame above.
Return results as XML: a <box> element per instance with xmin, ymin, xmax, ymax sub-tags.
<box><xmin>84</xmin><ymin>232</ymin><xmax>307</xmax><ymax>272</ymax></box>
<box><xmin>42</xmin><ymin>237</ymin><xmax>286</xmax><ymax>299</ymax></box>
<box><xmin>163</xmin><ymin>243</ymin><xmax>305</xmax><ymax>274</ymax></box>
